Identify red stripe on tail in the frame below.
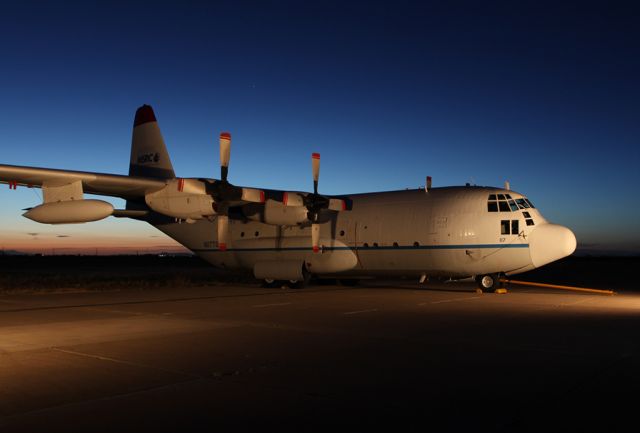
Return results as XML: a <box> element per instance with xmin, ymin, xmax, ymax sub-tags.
<box><xmin>134</xmin><ymin>105</ymin><xmax>156</xmax><ymax>127</ymax></box>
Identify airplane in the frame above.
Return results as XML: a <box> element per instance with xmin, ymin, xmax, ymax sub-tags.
<box><xmin>0</xmin><ymin>105</ymin><xmax>577</xmax><ymax>291</ymax></box>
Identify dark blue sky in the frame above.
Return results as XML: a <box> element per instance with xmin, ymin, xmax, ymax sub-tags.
<box><xmin>0</xmin><ymin>1</ymin><xmax>638</xmax><ymax>254</ymax></box>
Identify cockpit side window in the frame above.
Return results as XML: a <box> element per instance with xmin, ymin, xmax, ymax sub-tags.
<box><xmin>515</xmin><ymin>198</ymin><xmax>529</xmax><ymax>209</ymax></box>
<box><xmin>525</xmin><ymin>198</ymin><xmax>535</xmax><ymax>208</ymax></box>
<box><xmin>501</xmin><ymin>220</ymin><xmax>510</xmax><ymax>235</ymax></box>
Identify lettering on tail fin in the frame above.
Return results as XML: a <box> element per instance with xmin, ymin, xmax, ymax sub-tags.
<box><xmin>137</xmin><ymin>153</ymin><xmax>160</xmax><ymax>164</ymax></box>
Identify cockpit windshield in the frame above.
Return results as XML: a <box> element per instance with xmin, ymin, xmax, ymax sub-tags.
<box><xmin>487</xmin><ymin>194</ymin><xmax>535</xmax><ymax>212</ymax></box>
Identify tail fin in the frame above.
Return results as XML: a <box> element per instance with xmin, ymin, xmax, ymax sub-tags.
<box><xmin>129</xmin><ymin>105</ymin><xmax>175</xmax><ymax>179</ymax></box>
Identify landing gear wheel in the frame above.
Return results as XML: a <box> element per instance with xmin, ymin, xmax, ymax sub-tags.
<box><xmin>288</xmin><ymin>268</ymin><xmax>312</xmax><ymax>289</ymax></box>
<box><xmin>476</xmin><ymin>273</ymin><xmax>499</xmax><ymax>292</ymax></box>
<box><xmin>262</xmin><ymin>279</ymin><xmax>283</xmax><ymax>288</ymax></box>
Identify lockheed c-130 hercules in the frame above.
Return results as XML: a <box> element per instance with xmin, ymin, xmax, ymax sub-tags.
<box><xmin>0</xmin><ymin>105</ymin><xmax>576</xmax><ymax>291</ymax></box>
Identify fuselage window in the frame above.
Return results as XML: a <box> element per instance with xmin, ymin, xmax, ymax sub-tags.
<box><xmin>488</xmin><ymin>201</ymin><xmax>498</xmax><ymax>212</ymax></box>
<box><xmin>413</xmin><ymin>241</ymin><xmax>420</xmax><ymax>247</ymax></box>
<box><xmin>511</xmin><ymin>220</ymin><xmax>519</xmax><ymax>234</ymax></box>
<box><xmin>373</xmin><ymin>242</ymin><xmax>379</xmax><ymax>248</ymax></box>
<box><xmin>363</xmin><ymin>242</ymin><xmax>369</xmax><ymax>248</ymax></box>
<box><xmin>498</xmin><ymin>201</ymin><xmax>510</xmax><ymax>212</ymax></box>
<box><xmin>339</xmin><ymin>230</ymin><xmax>345</xmax><ymax>236</ymax></box>
<box><xmin>393</xmin><ymin>242</ymin><xmax>399</xmax><ymax>248</ymax></box>
<box><xmin>501</xmin><ymin>220</ymin><xmax>510</xmax><ymax>235</ymax></box>
<box><xmin>254</xmin><ymin>231</ymin><xmax>259</xmax><ymax>237</ymax></box>
<box><xmin>240</xmin><ymin>231</ymin><xmax>245</xmax><ymax>237</ymax></box>
<box><xmin>526</xmin><ymin>219</ymin><xmax>535</xmax><ymax>226</ymax></box>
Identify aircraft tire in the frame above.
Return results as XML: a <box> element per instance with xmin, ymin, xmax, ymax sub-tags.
<box><xmin>262</xmin><ymin>279</ymin><xmax>285</xmax><ymax>288</ymax></box>
<box><xmin>476</xmin><ymin>273</ymin><xmax>499</xmax><ymax>291</ymax></box>
<box><xmin>288</xmin><ymin>268</ymin><xmax>312</xmax><ymax>289</ymax></box>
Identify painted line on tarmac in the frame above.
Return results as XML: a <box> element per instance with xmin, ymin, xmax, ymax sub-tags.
<box><xmin>0</xmin><ymin>287</ymin><xmax>350</xmax><ymax>314</ymax></box>
<box><xmin>0</xmin><ymin>299</ymin><xmax>21</xmax><ymax>304</ymax></box>
<box><xmin>51</xmin><ymin>347</ymin><xmax>203</xmax><ymax>379</ymax></box>
<box><xmin>343</xmin><ymin>308</ymin><xmax>378</xmax><ymax>315</ymax></box>
<box><xmin>252</xmin><ymin>302</ymin><xmax>292</xmax><ymax>308</ymax></box>
<box><xmin>420</xmin><ymin>296</ymin><xmax>482</xmax><ymax>305</ymax></box>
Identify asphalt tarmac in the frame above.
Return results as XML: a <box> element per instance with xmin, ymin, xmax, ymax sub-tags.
<box><xmin>1</xmin><ymin>281</ymin><xmax>639</xmax><ymax>432</ymax></box>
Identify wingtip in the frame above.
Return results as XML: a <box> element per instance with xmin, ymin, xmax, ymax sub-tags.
<box><xmin>134</xmin><ymin>104</ymin><xmax>156</xmax><ymax>127</ymax></box>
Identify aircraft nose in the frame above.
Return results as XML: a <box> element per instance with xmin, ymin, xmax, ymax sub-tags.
<box><xmin>528</xmin><ymin>223</ymin><xmax>577</xmax><ymax>268</ymax></box>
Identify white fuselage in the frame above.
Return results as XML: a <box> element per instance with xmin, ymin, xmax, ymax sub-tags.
<box><xmin>153</xmin><ymin>186</ymin><xmax>576</xmax><ymax>280</ymax></box>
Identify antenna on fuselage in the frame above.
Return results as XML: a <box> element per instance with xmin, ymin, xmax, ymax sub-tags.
<box><xmin>425</xmin><ymin>176</ymin><xmax>432</xmax><ymax>192</ymax></box>
<box><xmin>504</xmin><ymin>180</ymin><xmax>510</xmax><ymax>191</ymax></box>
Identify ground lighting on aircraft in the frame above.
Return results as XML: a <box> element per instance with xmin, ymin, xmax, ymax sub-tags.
<box><xmin>0</xmin><ymin>104</ymin><xmax>577</xmax><ymax>291</ymax></box>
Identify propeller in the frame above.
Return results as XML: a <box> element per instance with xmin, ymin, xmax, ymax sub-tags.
<box><xmin>208</xmin><ymin>132</ymin><xmax>264</xmax><ymax>251</ymax></box>
<box><xmin>310</xmin><ymin>153</ymin><xmax>321</xmax><ymax>252</ymax></box>
<box><xmin>280</xmin><ymin>152</ymin><xmax>350</xmax><ymax>253</ymax></box>
<box><xmin>307</xmin><ymin>153</ymin><xmax>347</xmax><ymax>253</ymax></box>
<box><xmin>312</xmin><ymin>152</ymin><xmax>320</xmax><ymax>195</ymax></box>
<box><xmin>217</xmin><ymin>214</ymin><xmax>228</xmax><ymax>252</ymax></box>
<box><xmin>220</xmin><ymin>132</ymin><xmax>231</xmax><ymax>182</ymax></box>
<box><xmin>311</xmin><ymin>222</ymin><xmax>320</xmax><ymax>253</ymax></box>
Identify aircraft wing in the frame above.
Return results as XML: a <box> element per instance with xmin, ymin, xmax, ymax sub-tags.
<box><xmin>0</xmin><ymin>164</ymin><xmax>166</xmax><ymax>200</ymax></box>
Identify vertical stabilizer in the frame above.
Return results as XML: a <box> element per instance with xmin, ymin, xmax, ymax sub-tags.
<box><xmin>129</xmin><ymin>105</ymin><xmax>175</xmax><ymax>179</ymax></box>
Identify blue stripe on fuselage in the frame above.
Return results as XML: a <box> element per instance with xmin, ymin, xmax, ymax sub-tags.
<box><xmin>191</xmin><ymin>243</ymin><xmax>530</xmax><ymax>253</ymax></box>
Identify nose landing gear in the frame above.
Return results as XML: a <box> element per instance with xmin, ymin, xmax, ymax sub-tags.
<box><xmin>475</xmin><ymin>273</ymin><xmax>506</xmax><ymax>293</ymax></box>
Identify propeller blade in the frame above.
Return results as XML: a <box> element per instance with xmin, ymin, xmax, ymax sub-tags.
<box><xmin>282</xmin><ymin>192</ymin><xmax>304</xmax><ymax>207</ymax></box>
<box><xmin>312</xmin><ymin>152</ymin><xmax>320</xmax><ymax>195</ymax></box>
<box><xmin>241</xmin><ymin>188</ymin><xmax>265</xmax><ymax>203</ymax></box>
<box><xmin>219</xmin><ymin>132</ymin><xmax>231</xmax><ymax>182</ymax></box>
<box><xmin>217</xmin><ymin>214</ymin><xmax>229</xmax><ymax>251</ymax></box>
<box><xmin>328</xmin><ymin>198</ymin><xmax>346</xmax><ymax>211</ymax></box>
<box><xmin>311</xmin><ymin>223</ymin><xmax>320</xmax><ymax>253</ymax></box>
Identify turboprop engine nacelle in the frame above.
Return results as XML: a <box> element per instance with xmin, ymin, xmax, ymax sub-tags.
<box><xmin>145</xmin><ymin>178</ymin><xmax>215</xmax><ymax>220</ymax></box>
<box><xmin>23</xmin><ymin>199</ymin><xmax>114</xmax><ymax>224</ymax></box>
<box><xmin>244</xmin><ymin>199</ymin><xmax>308</xmax><ymax>226</ymax></box>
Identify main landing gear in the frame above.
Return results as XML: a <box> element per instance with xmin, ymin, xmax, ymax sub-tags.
<box><xmin>262</xmin><ymin>269</ymin><xmax>311</xmax><ymax>289</ymax></box>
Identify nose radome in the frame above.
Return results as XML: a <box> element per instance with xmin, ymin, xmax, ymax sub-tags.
<box><xmin>528</xmin><ymin>223</ymin><xmax>577</xmax><ymax>268</ymax></box>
